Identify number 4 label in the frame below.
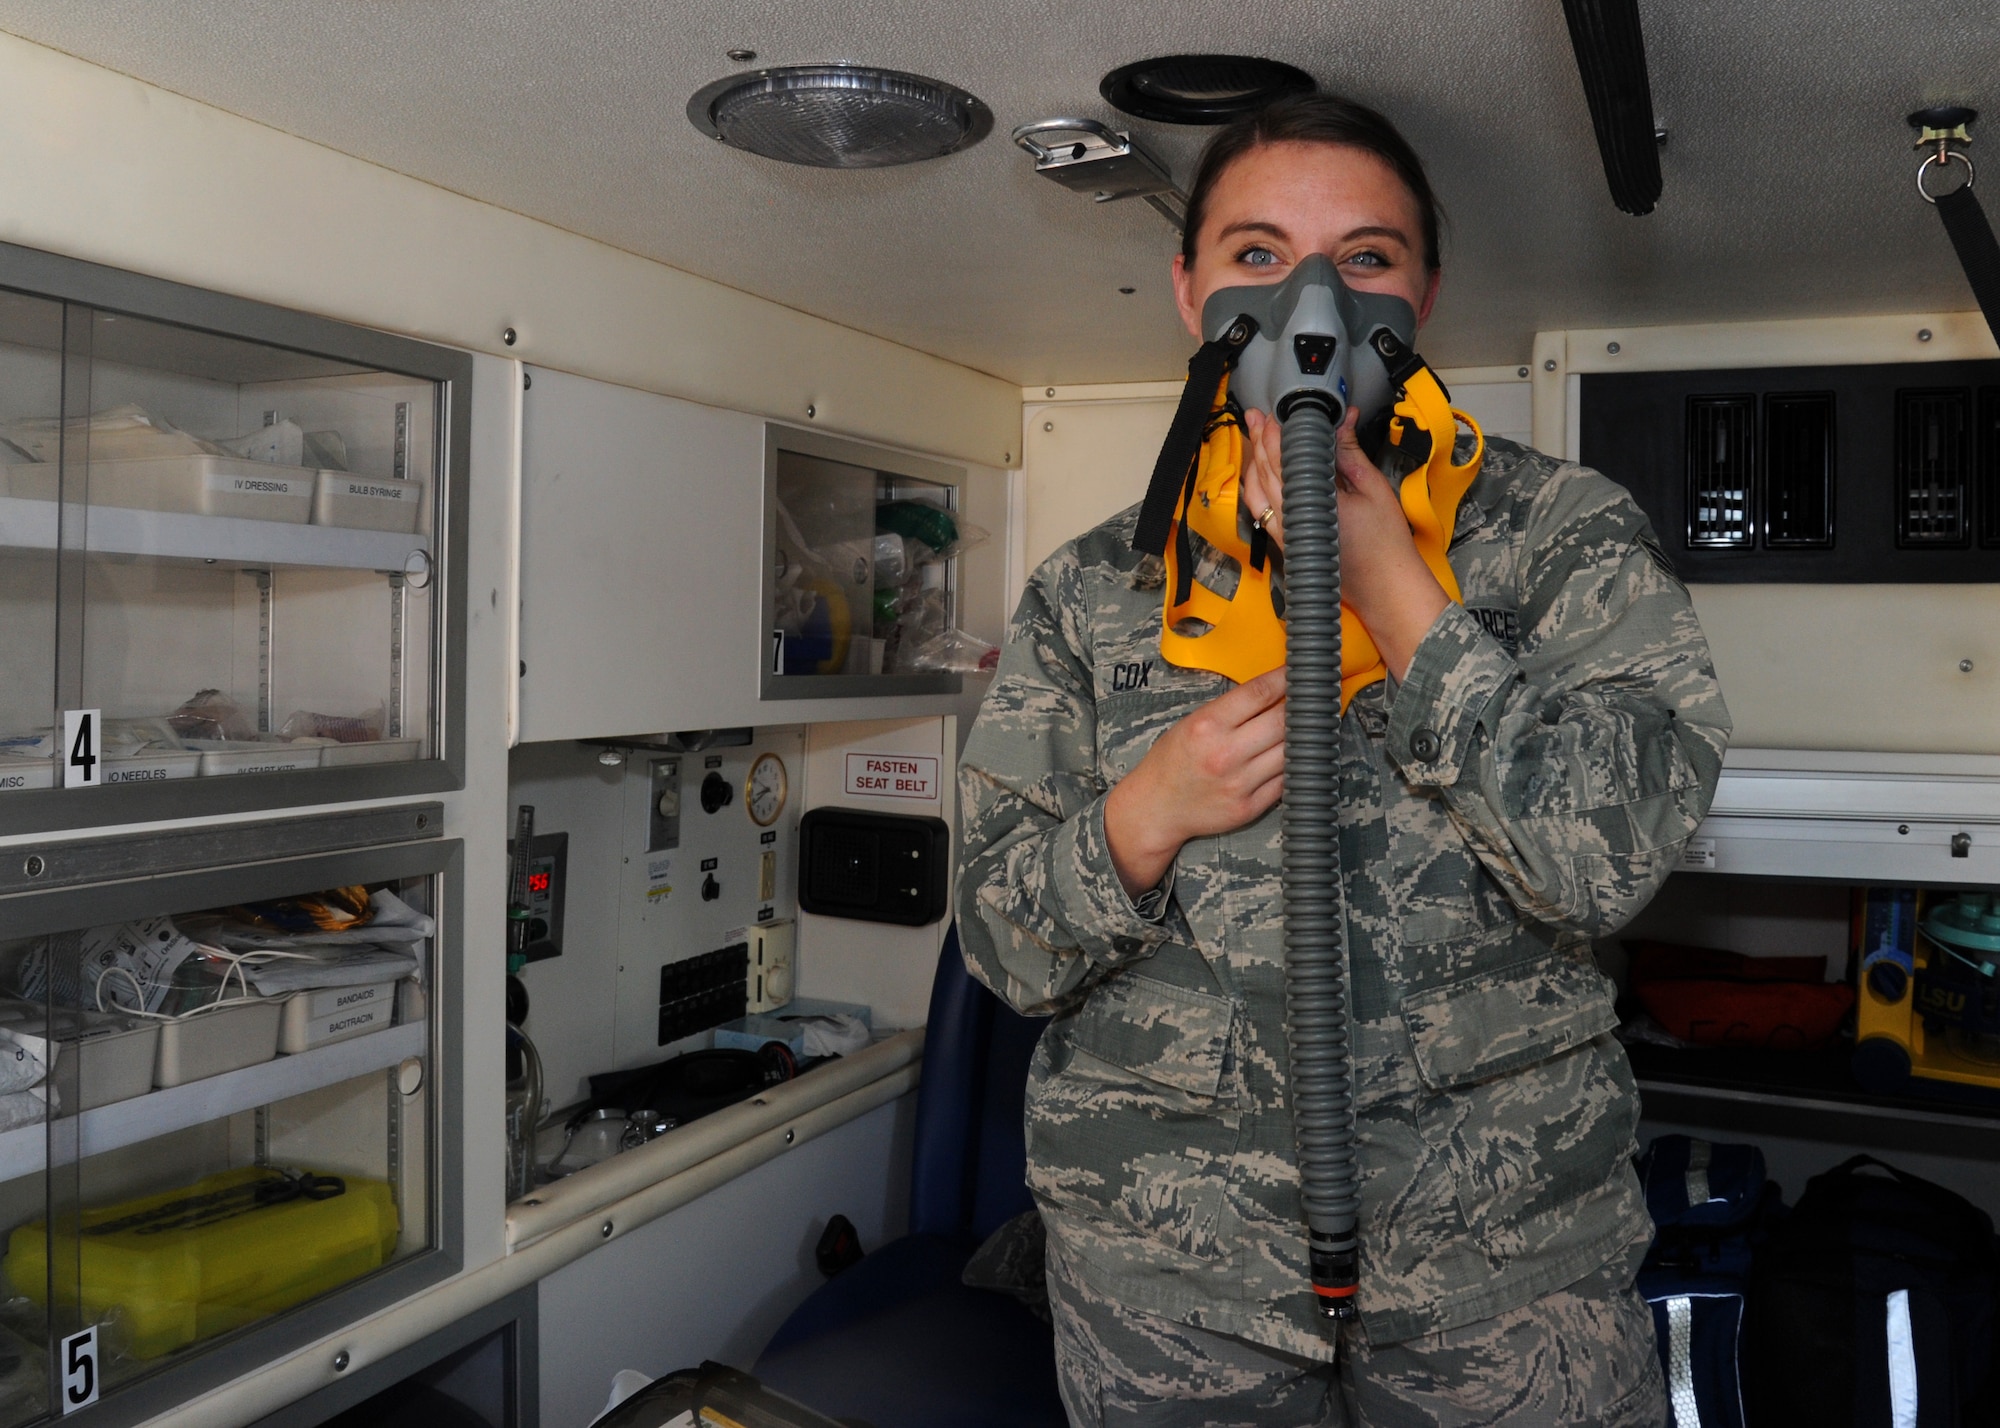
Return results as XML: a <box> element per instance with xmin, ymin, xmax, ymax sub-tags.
<box><xmin>60</xmin><ymin>1325</ymin><xmax>98</xmax><ymax>1412</ymax></box>
<box><xmin>63</xmin><ymin>709</ymin><xmax>100</xmax><ymax>789</ymax></box>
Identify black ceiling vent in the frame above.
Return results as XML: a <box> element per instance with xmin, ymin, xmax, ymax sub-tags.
<box><xmin>1100</xmin><ymin>55</ymin><xmax>1315</xmax><ymax>126</ymax></box>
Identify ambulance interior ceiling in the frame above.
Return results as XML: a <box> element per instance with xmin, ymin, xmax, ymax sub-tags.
<box><xmin>0</xmin><ymin>0</ymin><xmax>1992</xmax><ymax>384</ymax></box>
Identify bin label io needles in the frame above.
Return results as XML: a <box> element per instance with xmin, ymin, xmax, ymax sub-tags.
<box><xmin>844</xmin><ymin>753</ymin><xmax>938</xmax><ymax>801</ymax></box>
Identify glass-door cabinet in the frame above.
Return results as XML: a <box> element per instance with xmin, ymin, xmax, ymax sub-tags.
<box><xmin>0</xmin><ymin>809</ymin><xmax>459</xmax><ymax>1424</ymax></box>
<box><xmin>0</xmin><ymin>244</ymin><xmax>471</xmax><ymax>833</ymax></box>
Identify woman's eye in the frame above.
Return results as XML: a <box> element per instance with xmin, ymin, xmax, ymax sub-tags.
<box><xmin>1237</xmin><ymin>246</ymin><xmax>1281</xmax><ymax>268</ymax></box>
<box><xmin>1342</xmin><ymin>250</ymin><xmax>1388</xmax><ymax>270</ymax></box>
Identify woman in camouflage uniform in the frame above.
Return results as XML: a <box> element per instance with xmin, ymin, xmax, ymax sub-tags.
<box><xmin>957</xmin><ymin>95</ymin><xmax>1727</xmax><ymax>1426</ymax></box>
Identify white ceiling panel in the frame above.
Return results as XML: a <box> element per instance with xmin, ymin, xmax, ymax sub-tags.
<box><xmin>0</xmin><ymin>1</ymin><xmax>1993</xmax><ymax>384</ymax></box>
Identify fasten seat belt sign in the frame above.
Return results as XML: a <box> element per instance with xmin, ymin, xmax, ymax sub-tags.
<box><xmin>844</xmin><ymin>753</ymin><xmax>940</xmax><ymax>801</ymax></box>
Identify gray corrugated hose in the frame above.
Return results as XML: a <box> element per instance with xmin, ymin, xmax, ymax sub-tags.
<box><xmin>1277</xmin><ymin>397</ymin><xmax>1360</xmax><ymax>1319</ymax></box>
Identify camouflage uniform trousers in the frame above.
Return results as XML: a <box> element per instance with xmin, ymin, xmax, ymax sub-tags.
<box><xmin>1047</xmin><ymin>1237</ymin><xmax>1669</xmax><ymax>1428</ymax></box>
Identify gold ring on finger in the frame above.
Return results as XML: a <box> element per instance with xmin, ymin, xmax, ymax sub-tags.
<box><xmin>1255</xmin><ymin>506</ymin><xmax>1276</xmax><ymax>530</ymax></box>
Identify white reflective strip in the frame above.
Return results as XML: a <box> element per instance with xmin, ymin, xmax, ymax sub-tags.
<box><xmin>1685</xmin><ymin>1138</ymin><xmax>1713</xmax><ymax>1207</ymax></box>
<box><xmin>1886</xmin><ymin>1289</ymin><xmax>1918</xmax><ymax>1428</ymax></box>
<box><xmin>1666</xmin><ymin>1296</ymin><xmax>1703</xmax><ymax>1428</ymax></box>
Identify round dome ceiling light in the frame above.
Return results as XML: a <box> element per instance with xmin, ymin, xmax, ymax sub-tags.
<box><xmin>1099</xmin><ymin>54</ymin><xmax>1316</xmax><ymax>125</ymax></box>
<box><xmin>687</xmin><ymin>63</ymin><xmax>992</xmax><ymax>168</ymax></box>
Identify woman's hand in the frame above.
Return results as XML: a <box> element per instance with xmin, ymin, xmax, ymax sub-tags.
<box><xmin>1104</xmin><ymin>668</ymin><xmax>1286</xmax><ymax>899</ymax></box>
<box><xmin>1238</xmin><ymin>407</ymin><xmax>1449</xmax><ymax>680</ymax></box>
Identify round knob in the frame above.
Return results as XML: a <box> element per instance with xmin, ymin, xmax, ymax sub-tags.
<box><xmin>700</xmin><ymin>772</ymin><xmax>733</xmax><ymax>813</ymax></box>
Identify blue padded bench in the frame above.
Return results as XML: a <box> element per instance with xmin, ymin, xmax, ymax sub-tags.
<box><xmin>754</xmin><ymin>927</ymin><xmax>1064</xmax><ymax>1428</ymax></box>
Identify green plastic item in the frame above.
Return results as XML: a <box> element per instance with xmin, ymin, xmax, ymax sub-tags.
<box><xmin>1922</xmin><ymin>893</ymin><xmax>2000</xmax><ymax>977</ymax></box>
<box><xmin>877</xmin><ymin>500</ymin><xmax>958</xmax><ymax>556</ymax></box>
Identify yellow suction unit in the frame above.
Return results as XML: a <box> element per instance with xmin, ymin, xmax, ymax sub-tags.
<box><xmin>1853</xmin><ymin>891</ymin><xmax>2000</xmax><ymax>1100</ymax></box>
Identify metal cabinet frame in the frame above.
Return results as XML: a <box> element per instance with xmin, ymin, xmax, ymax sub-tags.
<box><xmin>0</xmin><ymin>239</ymin><xmax>473</xmax><ymax>837</ymax></box>
<box><xmin>0</xmin><ymin>810</ymin><xmax>465</xmax><ymax>1428</ymax></box>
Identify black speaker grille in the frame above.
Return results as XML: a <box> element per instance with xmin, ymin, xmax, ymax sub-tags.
<box><xmin>809</xmin><ymin>826</ymin><xmax>880</xmax><ymax>908</ymax></box>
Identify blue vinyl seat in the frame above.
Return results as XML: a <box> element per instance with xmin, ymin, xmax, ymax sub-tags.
<box><xmin>753</xmin><ymin>927</ymin><xmax>1064</xmax><ymax>1428</ymax></box>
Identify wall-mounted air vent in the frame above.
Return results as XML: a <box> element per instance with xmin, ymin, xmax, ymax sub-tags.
<box><xmin>1895</xmin><ymin>388</ymin><xmax>1971</xmax><ymax>547</ymax></box>
<box><xmin>1979</xmin><ymin>387</ymin><xmax>2000</xmax><ymax>546</ymax></box>
<box><xmin>1762</xmin><ymin>392</ymin><xmax>1834</xmax><ymax>548</ymax></box>
<box><xmin>1685</xmin><ymin>395</ymin><xmax>1756</xmax><ymax>548</ymax></box>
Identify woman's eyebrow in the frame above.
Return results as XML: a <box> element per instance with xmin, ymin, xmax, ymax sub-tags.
<box><xmin>1342</xmin><ymin>225</ymin><xmax>1412</xmax><ymax>247</ymax></box>
<box><xmin>1214</xmin><ymin>219</ymin><xmax>1289</xmax><ymax>243</ymax></box>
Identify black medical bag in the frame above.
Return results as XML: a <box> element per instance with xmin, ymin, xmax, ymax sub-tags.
<box><xmin>1742</xmin><ymin>1154</ymin><xmax>2000</xmax><ymax>1427</ymax></box>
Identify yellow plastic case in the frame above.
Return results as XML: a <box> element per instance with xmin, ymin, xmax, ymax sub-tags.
<box><xmin>4</xmin><ymin>1166</ymin><xmax>397</xmax><ymax>1359</ymax></box>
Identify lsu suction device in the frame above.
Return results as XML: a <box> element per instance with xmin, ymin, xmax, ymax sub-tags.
<box><xmin>1133</xmin><ymin>256</ymin><xmax>1482</xmax><ymax>1324</ymax></box>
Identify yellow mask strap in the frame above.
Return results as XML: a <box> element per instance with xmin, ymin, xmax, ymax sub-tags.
<box><xmin>1158</xmin><ymin>372</ymin><xmax>1484</xmax><ymax>703</ymax></box>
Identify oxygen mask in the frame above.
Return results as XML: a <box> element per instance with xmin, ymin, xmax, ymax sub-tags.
<box><xmin>1130</xmin><ymin>252</ymin><xmax>1484</xmax><ymax>1329</ymax></box>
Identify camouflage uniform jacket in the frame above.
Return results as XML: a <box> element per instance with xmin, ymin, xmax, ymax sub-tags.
<box><xmin>956</xmin><ymin>433</ymin><xmax>1731</xmax><ymax>1356</ymax></box>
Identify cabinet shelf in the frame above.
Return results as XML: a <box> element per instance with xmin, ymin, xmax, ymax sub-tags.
<box><xmin>0</xmin><ymin>1019</ymin><xmax>426</xmax><ymax>1183</ymax></box>
<box><xmin>1629</xmin><ymin>1040</ymin><xmax>2000</xmax><ymax>1159</ymax></box>
<box><xmin>0</xmin><ymin>495</ymin><xmax>429</xmax><ymax>572</ymax></box>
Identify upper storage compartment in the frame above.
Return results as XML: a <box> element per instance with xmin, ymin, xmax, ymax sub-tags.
<box><xmin>763</xmin><ymin>426</ymin><xmax>967</xmax><ymax>701</ymax></box>
<box><xmin>0</xmin><ymin>245</ymin><xmax>471</xmax><ymax>832</ymax></box>
<box><xmin>516</xmin><ymin>367</ymin><xmax>1000</xmax><ymax>743</ymax></box>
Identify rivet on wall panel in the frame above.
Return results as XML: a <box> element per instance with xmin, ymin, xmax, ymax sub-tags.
<box><xmin>1045</xmin><ymin>386</ymin><xmax>1055</xmax><ymax>397</ymax></box>
<box><xmin>1043</xmin><ymin>421</ymin><xmax>1054</xmax><ymax>431</ymax></box>
<box><xmin>1517</xmin><ymin>366</ymin><xmax>1529</xmax><ymax>378</ymax></box>
<box><xmin>502</xmin><ymin>327</ymin><xmax>518</xmax><ymax>346</ymax></box>
<box><xmin>1919</xmin><ymin>328</ymin><xmax>1934</xmax><ymax>342</ymax></box>
<box><xmin>806</xmin><ymin>403</ymin><xmax>817</xmax><ymax>419</ymax></box>
<box><xmin>1606</xmin><ymin>342</ymin><xmax>1621</xmax><ymax>355</ymax></box>
<box><xmin>1543</xmin><ymin>358</ymin><xmax>1558</xmax><ymax>372</ymax></box>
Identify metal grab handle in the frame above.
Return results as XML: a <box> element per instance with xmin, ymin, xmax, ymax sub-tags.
<box><xmin>1010</xmin><ymin>117</ymin><xmax>1130</xmax><ymax>164</ymax></box>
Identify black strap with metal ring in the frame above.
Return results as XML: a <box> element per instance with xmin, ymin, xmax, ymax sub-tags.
<box><xmin>1912</xmin><ymin>108</ymin><xmax>2000</xmax><ymax>345</ymax></box>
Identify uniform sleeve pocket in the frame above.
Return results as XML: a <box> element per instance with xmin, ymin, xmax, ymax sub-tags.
<box><xmin>1069</xmin><ymin>972</ymin><xmax>1236</xmax><ymax>1098</ymax></box>
<box><xmin>1402</xmin><ymin>954</ymin><xmax>1619</xmax><ymax>1091</ymax></box>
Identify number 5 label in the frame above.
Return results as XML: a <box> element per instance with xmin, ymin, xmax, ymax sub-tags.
<box><xmin>60</xmin><ymin>1325</ymin><xmax>98</xmax><ymax>1411</ymax></box>
<box><xmin>63</xmin><ymin>709</ymin><xmax>100</xmax><ymax>790</ymax></box>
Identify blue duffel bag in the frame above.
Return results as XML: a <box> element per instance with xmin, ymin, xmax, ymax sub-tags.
<box><xmin>1637</xmin><ymin>1135</ymin><xmax>1782</xmax><ymax>1428</ymax></box>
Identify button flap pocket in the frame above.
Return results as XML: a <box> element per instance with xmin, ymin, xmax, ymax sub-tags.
<box><xmin>1402</xmin><ymin>954</ymin><xmax>1619</xmax><ymax>1091</ymax></box>
<box><xmin>1071</xmin><ymin>972</ymin><xmax>1235</xmax><ymax>1098</ymax></box>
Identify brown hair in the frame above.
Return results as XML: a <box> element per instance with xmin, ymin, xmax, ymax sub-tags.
<box><xmin>1181</xmin><ymin>94</ymin><xmax>1443</xmax><ymax>271</ymax></box>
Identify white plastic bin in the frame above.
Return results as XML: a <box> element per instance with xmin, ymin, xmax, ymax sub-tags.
<box><xmin>154</xmin><ymin>999</ymin><xmax>283</xmax><ymax>1087</ymax></box>
<box><xmin>0</xmin><ymin>1003</ymin><xmax>162</xmax><ymax>1112</ymax></box>
<box><xmin>187</xmin><ymin>739</ymin><xmax>327</xmax><ymax>777</ymax></box>
<box><xmin>6</xmin><ymin>456</ymin><xmax>315</xmax><ymax>522</ymax></box>
<box><xmin>0</xmin><ymin>755</ymin><xmax>54</xmax><ymax>792</ymax></box>
<box><xmin>276</xmin><ymin>980</ymin><xmax>399</xmax><ymax>1054</ymax></box>
<box><xmin>311</xmin><ymin>472</ymin><xmax>423</xmax><ymax>533</ymax></box>
<box><xmin>103</xmin><ymin>748</ymin><xmax>202</xmax><ymax>785</ymax></box>
<box><xmin>317</xmin><ymin>738</ymin><xmax>421</xmax><ymax>768</ymax></box>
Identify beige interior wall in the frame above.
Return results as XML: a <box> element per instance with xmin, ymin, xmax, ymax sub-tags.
<box><xmin>0</xmin><ymin>30</ymin><xmax>1017</xmax><ymax>467</ymax></box>
<box><xmin>1691</xmin><ymin>584</ymin><xmax>2000</xmax><ymax>753</ymax></box>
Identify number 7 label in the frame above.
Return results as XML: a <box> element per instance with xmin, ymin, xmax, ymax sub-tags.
<box><xmin>63</xmin><ymin>709</ymin><xmax>101</xmax><ymax>789</ymax></box>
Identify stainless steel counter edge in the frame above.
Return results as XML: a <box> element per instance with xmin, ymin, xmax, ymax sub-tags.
<box><xmin>138</xmin><ymin>1030</ymin><xmax>925</xmax><ymax>1428</ymax></box>
<box><xmin>507</xmin><ymin>1027</ymin><xmax>925</xmax><ymax>1249</ymax></box>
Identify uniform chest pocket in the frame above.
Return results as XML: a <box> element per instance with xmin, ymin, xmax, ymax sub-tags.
<box><xmin>1402</xmin><ymin>953</ymin><xmax>1619</xmax><ymax>1091</ymax></box>
<box><xmin>1069</xmin><ymin>972</ymin><xmax>1236</xmax><ymax>1098</ymax></box>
